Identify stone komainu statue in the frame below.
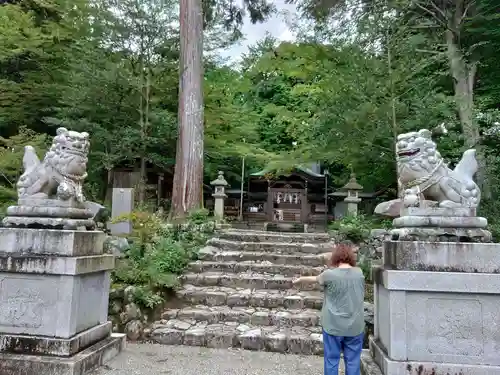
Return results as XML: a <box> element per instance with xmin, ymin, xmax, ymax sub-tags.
<box><xmin>16</xmin><ymin>127</ymin><xmax>90</xmax><ymax>202</ymax></box>
<box><xmin>375</xmin><ymin>128</ymin><xmax>480</xmax><ymax>216</ymax></box>
<box><xmin>396</xmin><ymin>129</ymin><xmax>480</xmax><ymax>209</ymax></box>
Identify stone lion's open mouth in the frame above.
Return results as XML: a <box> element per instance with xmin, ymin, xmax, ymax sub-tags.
<box><xmin>60</xmin><ymin>145</ymin><xmax>87</xmax><ymax>157</ymax></box>
<box><xmin>397</xmin><ymin>148</ymin><xmax>420</xmax><ymax>157</ymax></box>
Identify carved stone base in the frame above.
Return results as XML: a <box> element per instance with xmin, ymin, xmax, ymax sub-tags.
<box><xmin>383</xmin><ymin>240</ymin><xmax>500</xmax><ymax>272</ymax></box>
<box><xmin>0</xmin><ymin>228</ymin><xmax>105</xmax><ymax>256</ymax></box>
<box><xmin>2</xmin><ymin>216</ymin><xmax>95</xmax><ymax>230</ymax></box>
<box><xmin>399</xmin><ymin>206</ymin><xmax>476</xmax><ymax>217</ymax></box>
<box><xmin>364</xmin><ymin>337</ymin><xmax>500</xmax><ymax>375</ymax></box>
<box><xmin>17</xmin><ymin>198</ymin><xmax>92</xmax><ymax>210</ymax></box>
<box><xmin>6</xmin><ymin>205</ymin><xmax>92</xmax><ymax>218</ymax></box>
<box><xmin>0</xmin><ymin>333</ymin><xmax>125</xmax><ymax>375</ymax></box>
<box><xmin>0</xmin><ymin>322</ymin><xmax>112</xmax><ymax>357</ymax></box>
<box><xmin>2</xmin><ymin>198</ymin><xmax>95</xmax><ymax>230</ymax></box>
<box><xmin>393</xmin><ymin>215</ymin><xmax>487</xmax><ymax>228</ymax></box>
<box><xmin>369</xmin><ymin>267</ymin><xmax>500</xmax><ymax>374</ymax></box>
<box><xmin>390</xmin><ymin>226</ymin><xmax>492</xmax><ymax>242</ymax></box>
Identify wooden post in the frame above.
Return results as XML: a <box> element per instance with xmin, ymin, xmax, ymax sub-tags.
<box><xmin>267</xmin><ymin>182</ymin><xmax>273</xmax><ymax>222</ymax></box>
<box><xmin>301</xmin><ymin>184</ymin><xmax>308</xmax><ymax>223</ymax></box>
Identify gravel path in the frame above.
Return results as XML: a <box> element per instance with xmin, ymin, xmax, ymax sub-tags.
<box><xmin>92</xmin><ymin>344</ymin><xmax>345</xmax><ymax>375</ymax></box>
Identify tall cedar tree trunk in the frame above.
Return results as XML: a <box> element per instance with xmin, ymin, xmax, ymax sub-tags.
<box><xmin>139</xmin><ymin>70</ymin><xmax>151</xmax><ymax>206</ymax></box>
<box><xmin>138</xmin><ymin>44</ymin><xmax>147</xmax><ymax>205</ymax></box>
<box><xmin>138</xmin><ymin>69</ymin><xmax>146</xmax><ymax>205</ymax></box>
<box><xmin>170</xmin><ymin>0</ymin><xmax>204</xmax><ymax>218</ymax></box>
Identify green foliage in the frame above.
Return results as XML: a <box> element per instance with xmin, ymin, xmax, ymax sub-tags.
<box><xmin>111</xmin><ymin>209</ymin><xmax>216</xmax><ymax>310</ymax></box>
<box><xmin>329</xmin><ymin>214</ymin><xmax>380</xmax><ymax>243</ymax></box>
<box><xmin>128</xmin><ymin>285</ymin><xmax>165</xmax><ymax>309</ymax></box>
<box><xmin>1</xmin><ymin>0</ymin><xmax>500</xmax><ymax>240</ymax></box>
<box><xmin>357</xmin><ymin>253</ymin><xmax>372</xmax><ymax>282</ymax></box>
<box><xmin>0</xmin><ymin>185</ymin><xmax>17</xmax><ymax>219</ymax></box>
<box><xmin>186</xmin><ymin>208</ymin><xmax>210</xmax><ymax>225</ymax></box>
<box><xmin>112</xmin><ymin>238</ymin><xmax>186</xmax><ymax>291</ymax></box>
<box><xmin>111</xmin><ymin>210</ymin><xmax>164</xmax><ymax>245</ymax></box>
<box><xmin>0</xmin><ymin>127</ymin><xmax>48</xmax><ymax>187</ymax></box>
<box><xmin>0</xmin><ymin>128</ymin><xmax>49</xmax><ymax>215</ymax></box>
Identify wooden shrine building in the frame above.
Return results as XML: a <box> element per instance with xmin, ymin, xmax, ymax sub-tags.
<box><xmin>106</xmin><ymin>161</ymin><xmax>173</xmax><ymax>210</ymax></box>
<box><xmin>243</xmin><ymin>166</ymin><xmax>329</xmax><ymax>228</ymax></box>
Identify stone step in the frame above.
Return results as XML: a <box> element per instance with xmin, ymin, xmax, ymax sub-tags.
<box><xmin>149</xmin><ymin>320</ymin><xmax>324</xmax><ymax>355</ymax></box>
<box><xmin>198</xmin><ymin>248</ymin><xmax>328</xmax><ymax>267</ymax></box>
<box><xmin>177</xmin><ymin>285</ymin><xmax>323</xmax><ymax>310</ymax></box>
<box><xmin>161</xmin><ymin>305</ymin><xmax>321</xmax><ymax>328</ymax></box>
<box><xmin>188</xmin><ymin>261</ymin><xmax>325</xmax><ymax>277</ymax></box>
<box><xmin>219</xmin><ymin>230</ymin><xmax>331</xmax><ymax>244</ymax></box>
<box><xmin>207</xmin><ymin>238</ymin><xmax>332</xmax><ymax>254</ymax></box>
<box><xmin>180</xmin><ymin>272</ymin><xmax>322</xmax><ymax>291</ymax></box>
<box><xmin>159</xmin><ymin>304</ymin><xmax>374</xmax><ymax>331</ymax></box>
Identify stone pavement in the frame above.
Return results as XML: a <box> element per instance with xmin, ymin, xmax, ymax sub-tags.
<box><xmin>92</xmin><ymin>343</ymin><xmax>345</xmax><ymax>375</ymax></box>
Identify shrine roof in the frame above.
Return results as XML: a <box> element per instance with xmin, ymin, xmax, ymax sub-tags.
<box><xmin>250</xmin><ymin>165</ymin><xmax>325</xmax><ymax>179</ymax></box>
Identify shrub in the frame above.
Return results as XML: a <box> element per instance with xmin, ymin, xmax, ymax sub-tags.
<box><xmin>329</xmin><ymin>214</ymin><xmax>372</xmax><ymax>242</ymax></box>
<box><xmin>480</xmin><ymin>199</ymin><xmax>500</xmax><ymax>242</ymax></box>
<box><xmin>111</xmin><ymin>208</ymin><xmax>216</xmax><ymax>310</ymax></box>
<box><xmin>357</xmin><ymin>253</ymin><xmax>372</xmax><ymax>282</ymax></box>
<box><xmin>112</xmin><ymin>237</ymin><xmax>188</xmax><ymax>308</ymax></box>
<box><xmin>0</xmin><ymin>185</ymin><xmax>17</xmax><ymax>220</ymax></box>
<box><xmin>329</xmin><ymin>214</ymin><xmax>393</xmax><ymax>243</ymax></box>
<box><xmin>187</xmin><ymin>208</ymin><xmax>210</xmax><ymax>225</ymax></box>
<box><xmin>111</xmin><ymin>210</ymin><xmax>164</xmax><ymax>245</ymax></box>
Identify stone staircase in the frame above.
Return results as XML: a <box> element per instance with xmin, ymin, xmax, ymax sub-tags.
<box><xmin>149</xmin><ymin>229</ymin><xmax>369</xmax><ymax>355</ymax></box>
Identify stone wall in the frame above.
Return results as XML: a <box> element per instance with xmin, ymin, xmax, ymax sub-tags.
<box><xmin>104</xmin><ymin>222</ymin><xmax>219</xmax><ymax>341</ymax></box>
<box><xmin>358</xmin><ymin>229</ymin><xmax>387</xmax><ymax>261</ymax></box>
<box><xmin>108</xmin><ymin>285</ymin><xmax>151</xmax><ymax>341</ymax></box>
<box><xmin>329</xmin><ymin>228</ymin><xmax>387</xmax><ymax>261</ymax></box>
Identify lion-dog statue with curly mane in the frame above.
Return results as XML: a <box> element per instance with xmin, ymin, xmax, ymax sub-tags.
<box><xmin>17</xmin><ymin>127</ymin><xmax>90</xmax><ymax>203</ymax></box>
<box><xmin>2</xmin><ymin>127</ymin><xmax>95</xmax><ymax>230</ymax></box>
<box><xmin>375</xmin><ymin>128</ymin><xmax>480</xmax><ymax>217</ymax></box>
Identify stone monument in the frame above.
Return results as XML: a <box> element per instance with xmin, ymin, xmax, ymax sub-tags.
<box><xmin>0</xmin><ymin>128</ymin><xmax>125</xmax><ymax>375</ymax></box>
<box><xmin>210</xmin><ymin>171</ymin><xmax>228</xmax><ymax>220</ymax></box>
<box><xmin>362</xmin><ymin>129</ymin><xmax>500</xmax><ymax>374</ymax></box>
<box><xmin>342</xmin><ymin>173</ymin><xmax>363</xmax><ymax>216</ymax></box>
<box><xmin>109</xmin><ymin>188</ymin><xmax>134</xmax><ymax>235</ymax></box>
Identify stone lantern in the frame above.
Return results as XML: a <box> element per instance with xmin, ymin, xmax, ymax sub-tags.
<box><xmin>211</xmin><ymin>171</ymin><xmax>228</xmax><ymax>220</ymax></box>
<box><xmin>342</xmin><ymin>173</ymin><xmax>363</xmax><ymax>216</ymax></box>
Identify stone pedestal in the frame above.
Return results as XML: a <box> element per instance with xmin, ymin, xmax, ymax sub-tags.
<box><xmin>362</xmin><ymin>239</ymin><xmax>500</xmax><ymax>375</ymax></box>
<box><xmin>212</xmin><ymin>192</ymin><xmax>227</xmax><ymax>219</ymax></box>
<box><xmin>344</xmin><ymin>196</ymin><xmax>361</xmax><ymax>216</ymax></box>
<box><xmin>390</xmin><ymin>208</ymin><xmax>492</xmax><ymax>243</ymax></box>
<box><xmin>0</xmin><ymin>228</ymin><xmax>125</xmax><ymax>375</ymax></box>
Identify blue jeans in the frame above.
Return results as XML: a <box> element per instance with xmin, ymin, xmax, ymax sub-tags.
<box><xmin>323</xmin><ymin>330</ymin><xmax>364</xmax><ymax>375</ymax></box>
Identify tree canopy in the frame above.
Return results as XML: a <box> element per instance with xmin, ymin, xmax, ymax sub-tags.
<box><xmin>1</xmin><ymin>0</ymin><xmax>500</xmax><ymax>221</ymax></box>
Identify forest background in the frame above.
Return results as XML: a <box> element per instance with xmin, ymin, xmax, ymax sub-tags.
<box><xmin>1</xmin><ymin>0</ymin><xmax>500</xmax><ymax>228</ymax></box>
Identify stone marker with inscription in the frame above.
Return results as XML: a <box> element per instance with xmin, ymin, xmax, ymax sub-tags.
<box><xmin>362</xmin><ymin>129</ymin><xmax>500</xmax><ymax>375</ymax></box>
<box><xmin>0</xmin><ymin>128</ymin><xmax>125</xmax><ymax>375</ymax></box>
<box><xmin>108</xmin><ymin>187</ymin><xmax>134</xmax><ymax>235</ymax></box>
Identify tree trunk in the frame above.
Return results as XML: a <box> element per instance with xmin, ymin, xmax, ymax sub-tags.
<box><xmin>445</xmin><ymin>3</ymin><xmax>488</xmax><ymax>196</ymax></box>
<box><xmin>138</xmin><ymin>51</ymin><xmax>146</xmax><ymax>205</ymax></box>
<box><xmin>446</xmin><ymin>30</ymin><xmax>478</xmax><ymax>148</ymax></box>
<box><xmin>170</xmin><ymin>0</ymin><xmax>204</xmax><ymax>219</ymax></box>
<box><xmin>139</xmin><ymin>70</ymin><xmax>151</xmax><ymax>207</ymax></box>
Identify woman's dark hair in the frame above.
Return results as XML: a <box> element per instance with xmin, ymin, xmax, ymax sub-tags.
<box><xmin>329</xmin><ymin>243</ymin><xmax>357</xmax><ymax>267</ymax></box>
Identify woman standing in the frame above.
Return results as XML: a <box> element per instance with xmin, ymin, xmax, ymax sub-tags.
<box><xmin>292</xmin><ymin>243</ymin><xmax>365</xmax><ymax>375</ymax></box>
